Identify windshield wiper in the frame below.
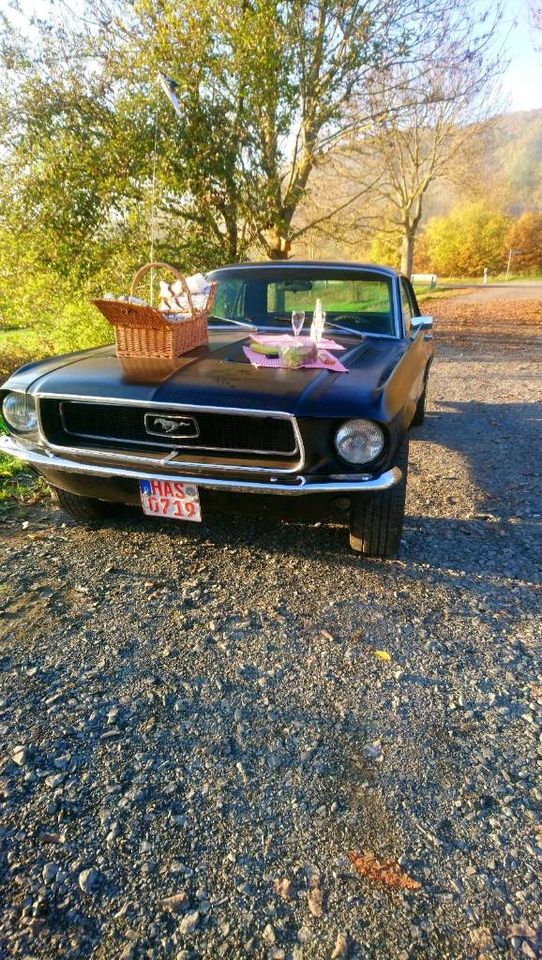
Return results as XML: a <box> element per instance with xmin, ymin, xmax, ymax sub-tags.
<box><xmin>325</xmin><ymin>320</ymin><xmax>365</xmax><ymax>338</ymax></box>
<box><xmin>208</xmin><ymin>315</ymin><xmax>256</xmax><ymax>330</ymax></box>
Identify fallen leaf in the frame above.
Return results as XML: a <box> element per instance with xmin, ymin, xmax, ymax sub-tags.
<box><xmin>331</xmin><ymin>931</ymin><xmax>349</xmax><ymax>959</ymax></box>
<box><xmin>347</xmin><ymin>850</ymin><xmax>421</xmax><ymax>890</ymax></box>
<box><xmin>373</xmin><ymin>650</ymin><xmax>391</xmax><ymax>662</ymax></box>
<box><xmin>307</xmin><ymin>885</ymin><xmax>323</xmax><ymax>917</ymax></box>
<box><xmin>273</xmin><ymin>877</ymin><xmax>294</xmax><ymax>900</ymax></box>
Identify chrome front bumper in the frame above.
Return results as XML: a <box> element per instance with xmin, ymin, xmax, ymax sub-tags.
<box><xmin>0</xmin><ymin>435</ymin><xmax>401</xmax><ymax>497</ymax></box>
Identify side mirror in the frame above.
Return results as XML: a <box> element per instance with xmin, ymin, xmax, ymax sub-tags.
<box><xmin>411</xmin><ymin>315</ymin><xmax>433</xmax><ymax>331</ymax></box>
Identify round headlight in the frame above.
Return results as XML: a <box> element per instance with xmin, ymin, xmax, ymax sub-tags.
<box><xmin>2</xmin><ymin>392</ymin><xmax>38</xmax><ymax>433</ymax></box>
<box><xmin>335</xmin><ymin>419</ymin><xmax>385</xmax><ymax>465</ymax></box>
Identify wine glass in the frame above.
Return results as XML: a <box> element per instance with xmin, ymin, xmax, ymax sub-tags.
<box><xmin>291</xmin><ymin>310</ymin><xmax>305</xmax><ymax>338</ymax></box>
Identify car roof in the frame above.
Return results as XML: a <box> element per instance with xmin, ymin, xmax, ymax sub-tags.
<box><xmin>207</xmin><ymin>260</ymin><xmax>399</xmax><ymax>279</ymax></box>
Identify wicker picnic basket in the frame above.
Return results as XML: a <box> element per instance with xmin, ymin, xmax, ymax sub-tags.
<box><xmin>92</xmin><ymin>261</ymin><xmax>216</xmax><ymax>360</ymax></box>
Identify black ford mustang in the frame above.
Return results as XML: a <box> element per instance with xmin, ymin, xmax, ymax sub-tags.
<box><xmin>0</xmin><ymin>262</ymin><xmax>434</xmax><ymax>557</ymax></box>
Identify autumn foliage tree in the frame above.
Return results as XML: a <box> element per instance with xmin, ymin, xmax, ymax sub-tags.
<box><xmin>86</xmin><ymin>0</ymin><xmax>477</xmax><ymax>261</ymax></box>
<box><xmin>342</xmin><ymin>5</ymin><xmax>504</xmax><ymax>276</ymax></box>
<box><xmin>422</xmin><ymin>202</ymin><xmax>512</xmax><ymax>277</ymax></box>
<box><xmin>1</xmin><ymin>0</ymin><xmax>502</xmax><ymax>270</ymax></box>
<box><xmin>505</xmin><ymin>212</ymin><xmax>542</xmax><ymax>273</ymax></box>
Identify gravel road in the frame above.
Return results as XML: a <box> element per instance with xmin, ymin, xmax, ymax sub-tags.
<box><xmin>442</xmin><ymin>282</ymin><xmax>542</xmax><ymax>303</ymax></box>
<box><xmin>1</xmin><ymin>323</ymin><xmax>541</xmax><ymax>960</ymax></box>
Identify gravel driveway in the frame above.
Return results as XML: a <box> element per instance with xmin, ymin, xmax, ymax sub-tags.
<box><xmin>1</xmin><ymin>325</ymin><xmax>541</xmax><ymax>960</ymax></box>
<box><xmin>442</xmin><ymin>282</ymin><xmax>542</xmax><ymax>303</ymax></box>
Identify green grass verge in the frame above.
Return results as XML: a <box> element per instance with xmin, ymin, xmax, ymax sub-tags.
<box><xmin>0</xmin><ymin>323</ymin><xmax>51</xmax><ymax>509</ymax></box>
<box><xmin>413</xmin><ymin>286</ymin><xmax>466</xmax><ymax>302</ymax></box>
<box><xmin>1</xmin><ymin>326</ymin><xmax>49</xmax><ymax>508</ymax></box>
<box><xmin>0</xmin><ymin>417</ymin><xmax>48</xmax><ymax>514</ymax></box>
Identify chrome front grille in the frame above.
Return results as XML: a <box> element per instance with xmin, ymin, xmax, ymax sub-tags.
<box><xmin>38</xmin><ymin>399</ymin><xmax>301</xmax><ymax>468</ymax></box>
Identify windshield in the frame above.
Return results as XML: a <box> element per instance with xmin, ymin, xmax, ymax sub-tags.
<box><xmin>209</xmin><ymin>269</ymin><xmax>395</xmax><ymax>336</ymax></box>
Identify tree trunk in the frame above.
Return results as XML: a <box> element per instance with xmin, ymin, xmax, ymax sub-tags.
<box><xmin>400</xmin><ymin>232</ymin><xmax>415</xmax><ymax>276</ymax></box>
<box><xmin>227</xmin><ymin>223</ymin><xmax>238</xmax><ymax>263</ymax></box>
<box><xmin>221</xmin><ymin>205</ymin><xmax>239</xmax><ymax>262</ymax></box>
<box><xmin>261</xmin><ymin>226</ymin><xmax>292</xmax><ymax>260</ymax></box>
<box><xmin>268</xmin><ymin>245</ymin><xmax>291</xmax><ymax>260</ymax></box>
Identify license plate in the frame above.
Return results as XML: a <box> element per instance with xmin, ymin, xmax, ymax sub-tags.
<box><xmin>139</xmin><ymin>478</ymin><xmax>202</xmax><ymax>522</ymax></box>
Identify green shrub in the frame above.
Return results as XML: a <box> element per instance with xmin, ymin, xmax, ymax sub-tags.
<box><xmin>36</xmin><ymin>297</ymin><xmax>113</xmax><ymax>354</ymax></box>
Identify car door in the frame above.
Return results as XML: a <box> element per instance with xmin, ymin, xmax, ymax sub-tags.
<box><xmin>399</xmin><ymin>277</ymin><xmax>431</xmax><ymax>422</ymax></box>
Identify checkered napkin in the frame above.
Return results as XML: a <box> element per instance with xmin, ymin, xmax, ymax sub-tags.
<box><xmin>242</xmin><ymin>345</ymin><xmax>348</xmax><ymax>373</ymax></box>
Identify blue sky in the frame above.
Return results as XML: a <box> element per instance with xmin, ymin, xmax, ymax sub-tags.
<box><xmin>4</xmin><ymin>0</ymin><xmax>542</xmax><ymax>113</ymax></box>
<box><xmin>494</xmin><ymin>0</ymin><xmax>542</xmax><ymax>110</ymax></box>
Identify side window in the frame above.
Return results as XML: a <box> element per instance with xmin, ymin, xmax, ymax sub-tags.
<box><xmin>213</xmin><ymin>279</ymin><xmax>244</xmax><ymax>319</ymax></box>
<box><xmin>400</xmin><ymin>279</ymin><xmax>414</xmax><ymax>333</ymax></box>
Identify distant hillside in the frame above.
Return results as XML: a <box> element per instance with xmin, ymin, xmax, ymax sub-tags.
<box><xmin>294</xmin><ymin>108</ymin><xmax>542</xmax><ymax>260</ymax></box>
<box><xmin>492</xmin><ymin>109</ymin><xmax>542</xmax><ymax>214</ymax></box>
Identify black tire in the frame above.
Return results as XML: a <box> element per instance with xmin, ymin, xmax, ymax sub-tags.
<box><xmin>411</xmin><ymin>383</ymin><xmax>427</xmax><ymax>427</ymax></box>
<box><xmin>349</xmin><ymin>438</ymin><xmax>408</xmax><ymax>558</ymax></box>
<box><xmin>50</xmin><ymin>485</ymin><xmax>117</xmax><ymax>521</ymax></box>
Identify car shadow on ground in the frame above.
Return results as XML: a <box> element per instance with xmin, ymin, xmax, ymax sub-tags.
<box><xmin>124</xmin><ymin>509</ymin><xmax>538</xmax><ymax>591</ymax></box>
<box><xmin>106</xmin><ymin>396</ymin><xmax>539</xmax><ymax>585</ymax></box>
<box><xmin>417</xmin><ymin>402</ymin><xmax>540</xmax><ymax>515</ymax></box>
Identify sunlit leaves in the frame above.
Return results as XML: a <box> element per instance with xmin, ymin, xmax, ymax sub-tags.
<box><xmin>423</xmin><ymin>202</ymin><xmax>512</xmax><ymax>276</ymax></box>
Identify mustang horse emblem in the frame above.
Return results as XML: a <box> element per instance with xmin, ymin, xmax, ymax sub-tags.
<box><xmin>144</xmin><ymin>414</ymin><xmax>200</xmax><ymax>439</ymax></box>
<box><xmin>152</xmin><ymin>417</ymin><xmax>179</xmax><ymax>434</ymax></box>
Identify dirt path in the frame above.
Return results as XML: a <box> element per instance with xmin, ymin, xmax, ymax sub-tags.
<box><xmin>440</xmin><ymin>281</ymin><xmax>542</xmax><ymax>303</ymax></box>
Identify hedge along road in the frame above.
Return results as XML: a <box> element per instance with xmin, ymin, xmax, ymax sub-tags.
<box><xmin>0</xmin><ymin>310</ymin><xmax>540</xmax><ymax>959</ymax></box>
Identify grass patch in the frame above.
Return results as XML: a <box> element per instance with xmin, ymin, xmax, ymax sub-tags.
<box><xmin>0</xmin><ymin>417</ymin><xmax>48</xmax><ymax>513</ymax></box>
<box><xmin>0</xmin><ymin>301</ymin><xmax>106</xmax><ymax>507</ymax></box>
<box><xmin>0</xmin><ymin>280</ymin><xmax>52</xmax><ymax>509</ymax></box>
<box><xmin>413</xmin><ymin>286</ymin><xmax>466</xmax><ymax>303</ymax></box>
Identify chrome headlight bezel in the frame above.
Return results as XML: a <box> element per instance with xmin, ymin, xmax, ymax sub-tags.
<box><xmin>2</xmin><ymin>392</ymin><xmax>39</xmax><ymax>434</ymax></box>
<box><xmin>334</xmin><ymin>418</ymin><xmax>386</xmax><ymax>466</ymax></box>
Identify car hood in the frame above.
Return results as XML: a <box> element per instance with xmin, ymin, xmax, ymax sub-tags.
<box><xmin>9</xmin><ymin>330</ymin><xmax>406</xmax><ymax>418</ymax></box>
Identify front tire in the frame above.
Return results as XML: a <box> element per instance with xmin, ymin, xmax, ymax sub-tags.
<box><xmin>50</xmin><ymin>485</ymin><xmax>117</xmax><ymax>521</ymax></box>
<box><xmin>348</xmin><ymin>438</ymin><xmax>408</xmax><ymax>558</ymax></box>
<box><xmin>411</xmin><ymin>383</ymin><xmax>427</xmax><ymax>426</ymax></box>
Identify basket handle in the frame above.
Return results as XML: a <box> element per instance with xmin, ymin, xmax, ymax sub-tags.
<box><xmin>130</xmin><ymin>261</ymin><xmax>195</xmax><ymax>314</ymax></box>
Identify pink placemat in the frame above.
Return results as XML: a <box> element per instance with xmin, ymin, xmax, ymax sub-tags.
<box><xmin>250</xmin><ymin>334</ymin><xmax>345</xmax><ymax>351</ymax></box>
<box><xmin>243</xmin><ymin>345</ymin><xmax>348</xmax><ymax>373</ymax></box>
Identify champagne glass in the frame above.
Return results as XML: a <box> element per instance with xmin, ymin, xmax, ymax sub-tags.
<box><xmin>320</xmin><ymin>310</ymin><xmax>326</xmax><ymax>342</ymax></box>
<box><xmin>291</xmin><ymin>310</ymin><xmax>305</xmax><ymax>338</ymax></box>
